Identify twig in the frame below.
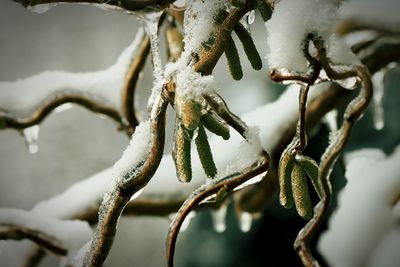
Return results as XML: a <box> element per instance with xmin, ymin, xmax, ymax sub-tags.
<box><xmin>2</xmin><ymin>93</ymin><xmax>124</xmax><ymax>130</ymax></box>
<box><xmin>83</xmin><ymin>92</ymin><xmax>168</xmax><ymax>266</ymax></box>
<box><xmin>122</xmin><ymin>34</ymin><xmax>150</xmax><ymax>134</ymax></box>
<box><xmin>0</xmin><ymin>225</ymin><xmax>67</xmax><ymax>256</ymax></box>
<box><xmin>293</xmin><ymin>36</ymin><xmax>373</xmax><ymax>267</ymax></box>
<box><xmin>166</xmin><ymin>151</ymin><xmax>270</xmax><ymax>267</ymax></box>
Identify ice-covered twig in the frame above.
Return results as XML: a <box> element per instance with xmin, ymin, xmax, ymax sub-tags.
<box><xmin>0</xmin><ymin>29</ymin><xmax>149</xmax><ymax>134</ymax></box>
<box><xmin>83</xmin><ymin>91</ymin><xmax>168</xmax><ymax>266</ymax></box>
<box><xmin>167</xmin><ymin>151</ymin><xmax>270</xmax><ymax>267</ymax></box>
<box><xmin>0</xmin><ymin>208</ymin><xmax>91</xmax><ymax>259</ymax></box>
<box><xmin>293</xmin><ymin>36</ymin><xmax>373</xmax><ymax>267</ymax></box>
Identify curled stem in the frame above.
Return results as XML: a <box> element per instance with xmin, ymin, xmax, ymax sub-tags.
<box><xmin>294</xmin><ymin>37</ymin><xmax>373</xmax><ymax>267</ymax></box>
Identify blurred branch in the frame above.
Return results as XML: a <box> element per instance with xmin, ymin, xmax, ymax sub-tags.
<box><xmin>0</xmin><ymin>225</ymin><xmax>67</xmax><ymax>256</ymax></box>
<box><xmin>12</xmin><ymin>0</ymin><xmax>175</xmax><ymax>12</ymax></box>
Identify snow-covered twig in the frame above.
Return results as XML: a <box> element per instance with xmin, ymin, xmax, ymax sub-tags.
<box><xmin>0</xmin><ymin>29</ymin><xmax>149</xmax><ymax>134</ymax></box>
<box><xmin>0</xmin><ymin>208</ymin><xmax>91</xmax><ymax>259</ymax></box>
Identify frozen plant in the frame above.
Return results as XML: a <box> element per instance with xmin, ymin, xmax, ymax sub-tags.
<box><xmin>1</xmin><ymin>0</ymin><xmax>400</xmax><ymax>267</ymax></box>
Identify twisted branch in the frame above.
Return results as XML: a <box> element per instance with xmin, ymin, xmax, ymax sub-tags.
<box><xmin>293</xmin><ymin>36</ymin><xmax>373</xmax><ymax>267</ymax></box>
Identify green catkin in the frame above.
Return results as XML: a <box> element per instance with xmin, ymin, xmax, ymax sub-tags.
<box><xmin>291</xmin><ymin>163</ymin><xmax>312</xmax><ymax>220</ymax></box>
<box><xmin>234</xmin><ymin>25</ymin><xmax>263</xmax><ymax>70</ymax></box>
<box><xmin>195</xmin><ymin>124</ymin><xmax>217</xmax><ymax>178</ymax></box>
<box><xmin>224</xmin><ymin>36</ymin><xmax>243</xmax><ymax>80</ymax></box>
<box><xmin>301</xmin><ymin>156</ymin><xmax>323</xmax><ymax>200</ymax></box>
<box><xmin>173</xmin><ymin>123</ymin><xmax>192</xmax><ymax>183</ymax></box>
<box><xmin>201</xmin><ymin>112</ymin><xmax>230</xmax><ymax>140</ymax></box>
<box><xmin>257</xmin><ymin>0</ymin><xmax>273</xmax><ymax>22</ymax></box>
<box><xmin>177</xmin><ymin>98</ymin><xmax>201</xmax><ymax>131</ymax></box>
<box><xmin>278</xmin><ymin>150</ymin><xmax>295</xmax><ymax>209</ymax></box>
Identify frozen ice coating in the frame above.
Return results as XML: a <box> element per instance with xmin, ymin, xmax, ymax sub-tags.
<box><xmin>0</xmin><ymin>208</ymin><xmax>92</xmax><ymax>258</ymax></box>
<box><xmin>319</xmin><ymin>146</ymin><xmax>400</xmax><ymax>267</ymax></box>
<box><xmin>22</xmin><ymin>125</ymin><xmax>40</xmax><ymax>154</ymax></box>
<box><xmin>265</xmin><ymin>0</ymin><xmax>357</xmax><ymax>73</ymax></box>
<box><xmin>0</xmin><ymin>28</ymin><xmax>146</xmax><ymax>116</ymax></box>
<box><xmin>112</xmin><ymin>120</ymin><xmax>151</xmax><ymax>181</ymax></box>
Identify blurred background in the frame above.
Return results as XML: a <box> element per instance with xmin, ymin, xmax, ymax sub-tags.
<box><xmin>0</xmin><ymin>1</ymin><xmax>399</xmax><ymax>266</ymax></box>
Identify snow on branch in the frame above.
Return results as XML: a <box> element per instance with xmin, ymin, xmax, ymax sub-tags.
<box><xmin>0</xmin><ymin>28</ymin><xmax>148</xmax><ymax>131</ymax></box>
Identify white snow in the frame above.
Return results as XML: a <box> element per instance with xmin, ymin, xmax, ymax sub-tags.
<box><xmin>174</xmin><ymin>65</ymin><xmax>217</xmax><ymax>100</ymax></box>
<box><xmin>112</xmin><ymin>120</ymin><xmax>151</xmax><ymax>182</ymax></box>
<box><xmin>319</xmin><ymin>146</ymin><xmax>400</xmax><ymax>267</ymax></box>
<box><xmin>0</xmin><ymin>28</ymin><xmax>145</xmax><ymax>116</ymax></box>
<box><xmin>265</xmin><ymin>0</ymin><xmax>358</xmax><ymax>73</ymax></box>
<box><xmin>0</xmin><ymin>208</ymin><xmax>92</xmax><ymax>258</ymax></box>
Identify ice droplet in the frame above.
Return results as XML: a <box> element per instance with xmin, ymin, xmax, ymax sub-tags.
<box><xmin>129</xmin><ymin>188</ymin><xmax>144</xmax><ymax>201</ymax></box>
<box><xmin>239</xmin><ymin>212</ymin><xmax>253</xmax><ymax>232</ymax></box>
<box><xmin>247</xmin><ymin>10</ymin><xmax>255</xmax><ymax>25</ymax></box>
<box><xmin>22</xmin><ymin>125</ymin><xmax>40</xmax><ymax>154</ymax></box>
<box><xmin>180</xmin><ymin>211</ymin><xmax>196</xmax><ymax>232</ymax></box>
<box><xmin>372</xmin><ymin>70</ymin><xmax>385</xmax><ymax>130</ymax></box>
<box><xmin>295</xmin><ymin>153</ymin><xmax>303</xmax><ymax>162</ymax></box>
<box><xmin>211</xmin><ymin>205</ymin><xmax>227</xmax><ymax>233</ymax></box>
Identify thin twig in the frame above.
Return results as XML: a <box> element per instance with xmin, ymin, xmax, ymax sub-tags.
<box><xmin>1</xmin><ymin>93</ymin><xmax>124</xmax><ymax>130</ymax></box>
<box><xmin>122</xmin><ymin>34</ymin><xmax>150</xmax><ymax>134</ymax></box>
<box><xmin>0</xmin><ymin>225</ymin><xmax>67</xmax><ymax>256</ymax></box>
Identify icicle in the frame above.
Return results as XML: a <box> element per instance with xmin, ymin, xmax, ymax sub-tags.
<box><xmin>372</xmin><ymin>70</ymin><xmax>385</xmax><ymax>130</ymax></box>
<box><xmin>22</xmin><ymin>125</ymin><xmax>40</xmax><ymax>154</ymax></box>
<box><xmin>180</xmin><ymin>211</ymin><xmax>196</xmax><ymax>232</ymax></box>
<box><xmin>139</xmin><ymin>11</ymin><xmax>165</xmax><ymax>111</ymax></box>
<box><xmin>239</xmin><ymin>211</ymin><xmax>253</xmax><ymax>232</ymax></box>
<box><xmin>54</xmin><ymin>103</ymin><xmax>73</xmax><ymax>114</ymax></box>
<box><xmin>211</xmin><ymin>205</ymin><xmax>227</xmax><ymax>233</ymax></box>
<box><xmin>129</xmin><ymin>188</ymin><xmax>144</xmax><ymax>201</ymax></box>
<box><xmin>323</xmin><ymin>109</ymin><xmax>338</xmax><ymax>132</ymax></box>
